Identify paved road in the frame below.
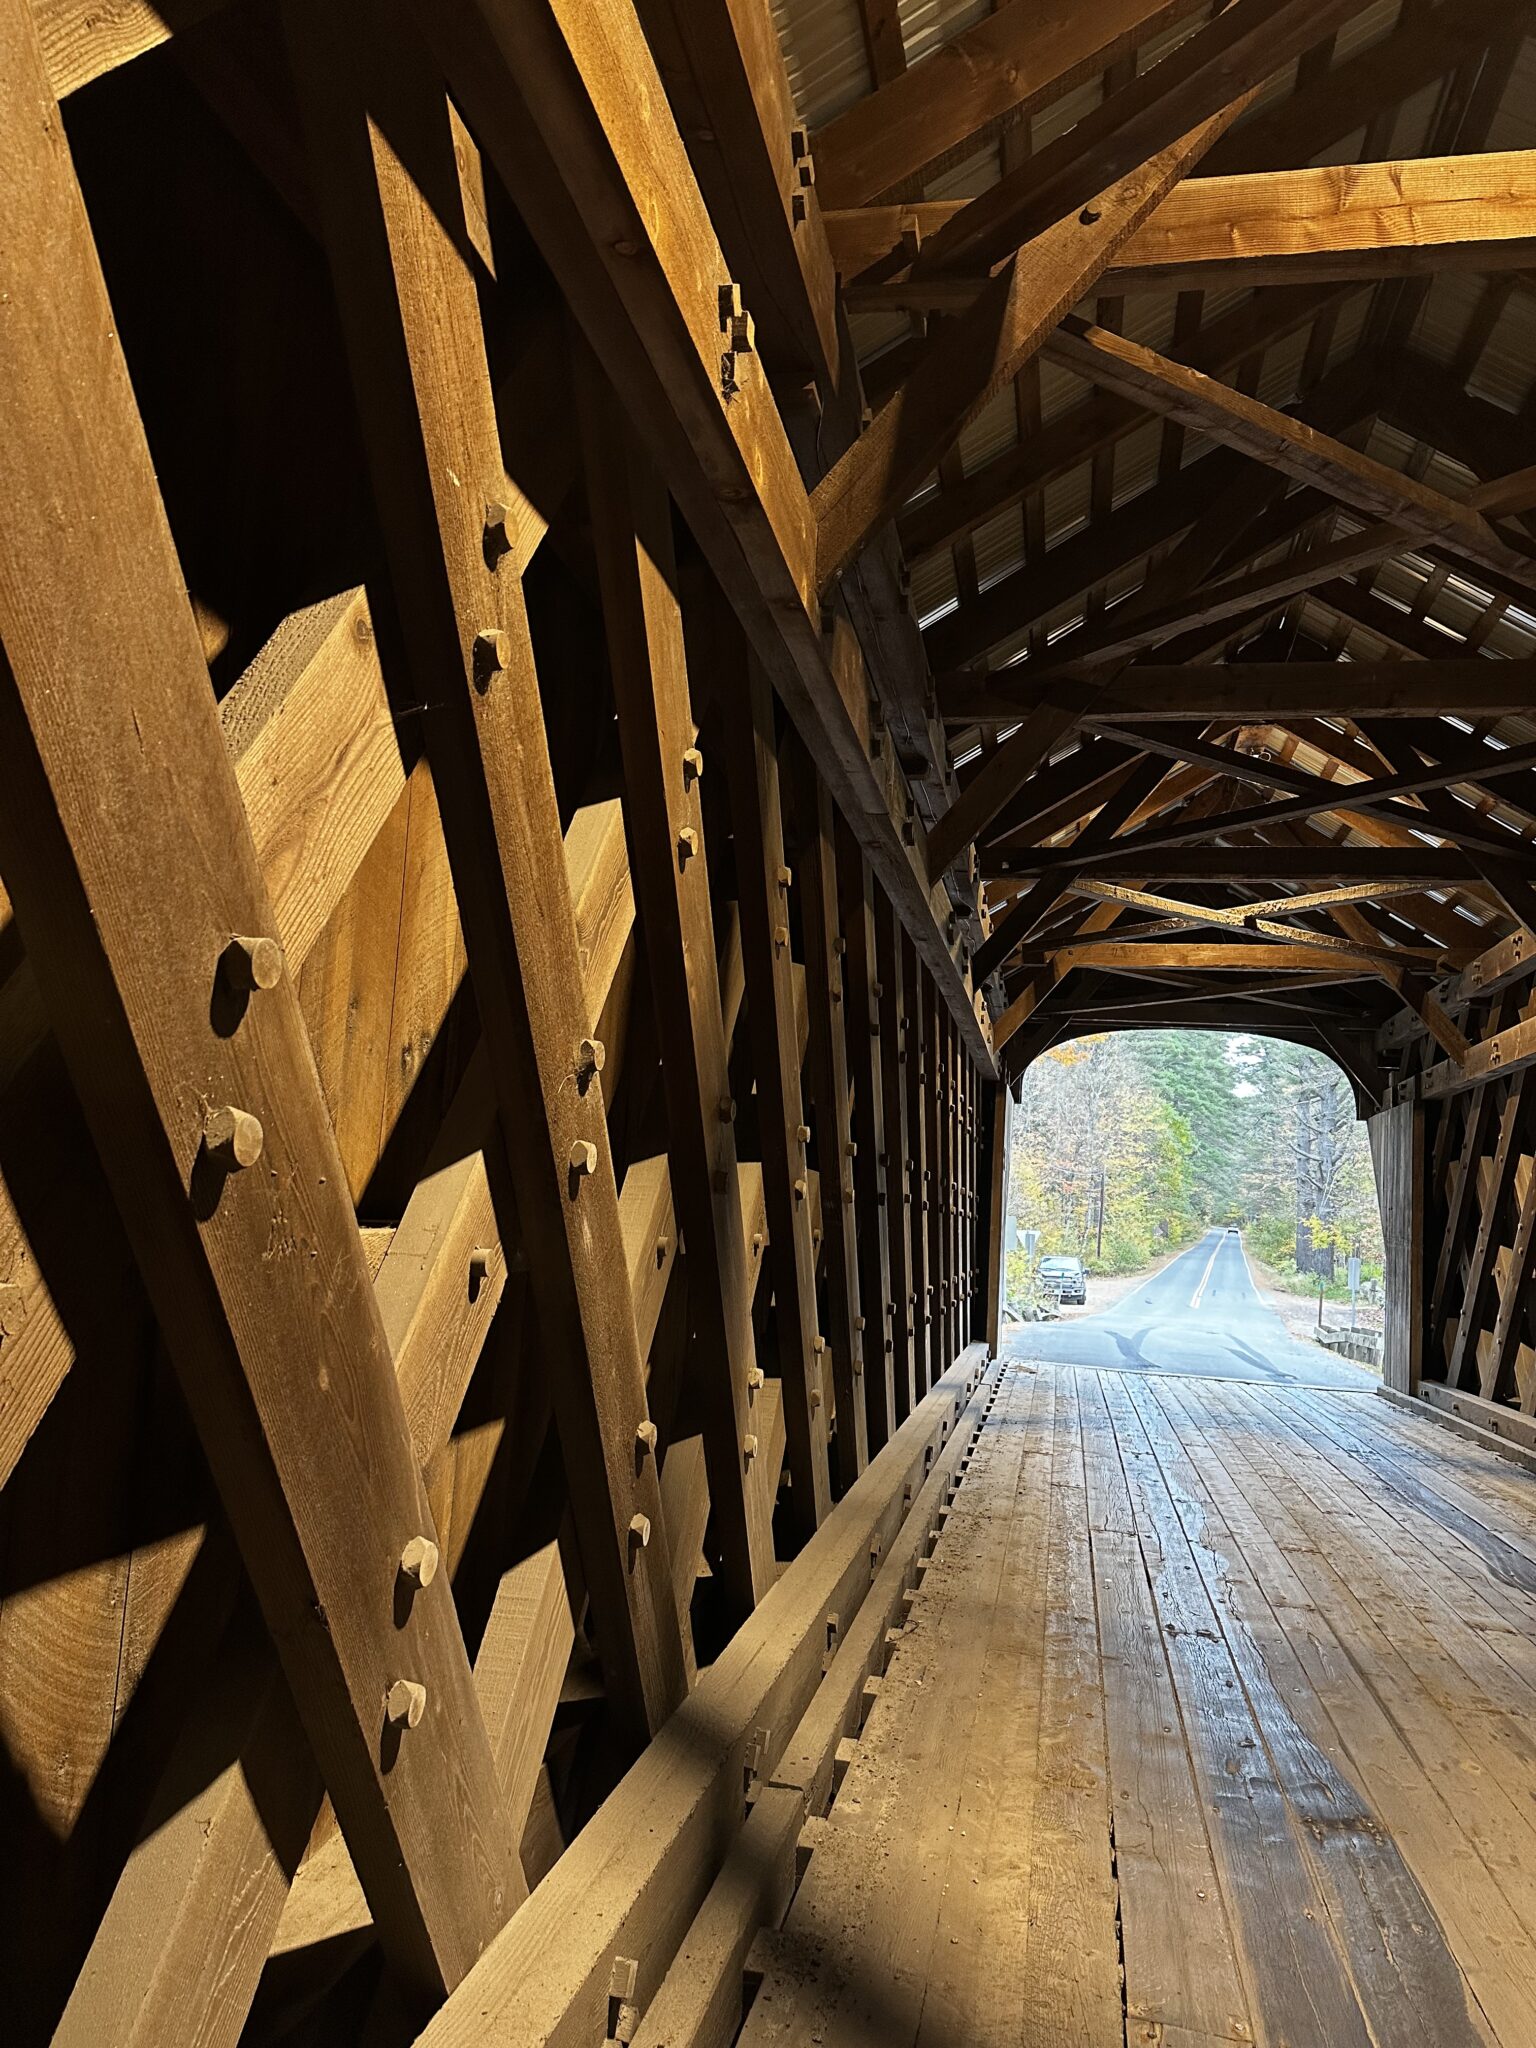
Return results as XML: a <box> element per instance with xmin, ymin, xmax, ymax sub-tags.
<box><xmin>1001</xmin><ymin>1229</ymin><xmax>1373</xmax><ymax>1387</ymax></box>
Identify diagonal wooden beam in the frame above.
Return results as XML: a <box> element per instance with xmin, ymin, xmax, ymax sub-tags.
<box><xmin>1045</xmin><ymin>316</ymin><xmax>1536</xmax><ymax>592</ymax></box>
<box><xmin>812</xmin><ymin>0</ymin><xmax>1206</xmax><ymax>210</ymax></box>
<box><xmin>0</xmin><ymin>0</ymin><xmax>521</xmax><ymax>1995</ymax></box>
<box><xmin>287</xmin><ymin>0</ymin><xmax>688</xmax><ymax>1736</ymax></box>
<box><xmin>899</xmin><ymin>283</ymin><xmax>1360</xmax><ymax>566</ymax></box>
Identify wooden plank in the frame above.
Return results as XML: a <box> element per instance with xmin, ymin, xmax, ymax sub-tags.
<box><xmin>796</xmin><ymin>738</ymin><xmax>869</xmax><ymax>1490</ymax></box>
<box><xmin>417</xmin><ymin>1352</ymin><xmax>987</xmax><ymax>2048</ymax></box>
<box><xmin>836</xmin><ymin>812</ymin><xmax>897</xmax><ymax>1450</ymax></box>
<box><xmin>922</xmin><ymin>975</ymin><xmax>948</xmax><ymax>1383</ymax></box>
<box><xmin>812</xmin><ymin>0</ymin><xmax>1206</xmax><ymax>210</ymax></box>
<box><xmin>581</xmin><ymin>367</ymin><xmax>776</xmax><ymax>1613</ymax></box>
<box><xmin>1100</xmin><ymin>1377</ymin><xmax>1379</xmax><ymax>2047</ymax></box>
<box><xmin>412</xmin><ymin>0</ymin><xmax>993</xmax><ymax>1073</ymax></box>
<box><xmin>0</xmin><ymin>0</ymin><xmax>520</xmax><ymax>1996</ymax></box>
<box><xmin>811</xmin><ymin>105</ymin><xmax>1243</xmax><ymax>589</ymax></box>
<box><xmin>287</xmin><ymin>0</ymin><xmax>687</xmax><ymax>1736</ymax></box>
<box><xmin>721</xmin><ymin>646</ymin><xmax>834</xmax><ymax>1537</ymax></box>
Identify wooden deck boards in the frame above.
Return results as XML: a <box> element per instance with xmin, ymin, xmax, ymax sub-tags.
<box><xmin>740</xmin><ymin>1364</ymin><xmax>1536</xmax><ymax>2048</ymax></box>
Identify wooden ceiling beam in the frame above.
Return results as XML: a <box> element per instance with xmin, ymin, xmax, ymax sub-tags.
<box><xmin>810</xmin><ymin>106</ymin><xmax>1241</xmax><ymax>590</ymax></box>
<box><xmin>923</xmin><ymin>448</ymin><xmax>1245</xmax><ymax>674</ymax></box>
<box><xmin>837</xmin><ymin>149</ymin><xmax>1536</xmax><ymax>302</ymax></box>
<box><xmin>1045</xmin><ymin>316</ymin><xmax>1536</xmax><ymax>592</ymax></box>
<box><xmin>988</xmin><ymin>846</ymin><xmax>1482</xmax><ymax>884</ymax></box>
<box><xmin>1040</xmin><ymin>939</ymin><xmax>1390</xmax><ymax>976</ymax></box>
<box><xmin>812</xmin><ymin>0</ymin><xmax>1206</xmax><ymax>210</ymax></box>
<box><xmin>908</xmin><ymin>0</ymin><xmax>1368</xmax><ymax>283</ymax></box>
<box><xmin>898</xmin><ymin>282</ymin><xmax>1360</xmax><ymax>566</ymax></box>
<box><xmin>411</xmin><ymin>0</ymin><xmax>992</xmax><ymax>1069</ymax></box>
<box><xmin>942</xmin><ymin>659</ymin><xmax>1536</xmax><ymax>730</ymax></box>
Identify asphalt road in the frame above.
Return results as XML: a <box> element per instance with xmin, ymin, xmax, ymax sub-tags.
<box><xmin>1001</xmin><ymin>1229</ymin><xmax>1373</xmax><ymax>1387</ymax></box>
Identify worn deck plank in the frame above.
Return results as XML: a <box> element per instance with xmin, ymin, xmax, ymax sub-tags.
<box><xmin>738</xmin><ymin>1365</ymin><xmax>1536</xmax><ymax>2048</ymax></box>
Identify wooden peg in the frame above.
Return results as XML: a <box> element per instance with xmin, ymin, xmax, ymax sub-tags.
<box><xmin>399</xmin><ymin>1536</ymin><xmax>440</xmax><ymax>1587</ymax></box>
<box><xmin>777</xmin><ymin>864</ymin><xmax>793</xmax><ymax>890</ymax></box>
<box><xmin>773</xmin><ymin>924</ymin><xmax>789</xmax><ymax>950</ymax></box>
<box><xmin>793</xmin><ymin>1176</ymin><xmax>808</xmax><ymax>1202</ymax></box>
<box><xmin>677</xmin><ymin>825</ymin><xmax>699</xmax><ymax>864</ymax></box>
<box><xmin>472</xmin><ymin>628</ymin><xmax>509</xmax><ymax>691</ymax></box>
<box><xmin>747</xmin><ymin>1365</ymin><xmax>765</xmax><ymax>1391</ymax></box>
<box><xmin>742</xmin><ymin>1433</ymin><xmax>759</xmax><ymax>1461</ymax></box>
<box><xmin>569</xmin><ymin>1138</ymin><xmax>598</xmax><ymax>1177</ymax></box>
<box><xmin>483</xmin><ymin>499</ymin><xmax>514</xmax><ymax>564</ymax></box>
<box><xmin>205</xmin><ymin>1104</ymin><xmax>263</xmax><ymax>1171</ymax></box>
<box><xmin>635</xmin><ymin>1419</ymin><xmax>658</xmax><ymax>1457</ymax></box>
<box><xmin>681</xmin><ymin>745</ymin><xmax>704</xmax><ymax>785</ymax></box>
<box><xmin>469</xmin><ymin>1245</ymin><xmax>494</xmax><ymax>1288</ymax></box>
<box><xmin>576</xmin><ymin>1035</ymin><xmax>605</xmax><ymax>1085</ymax></box>
<box><xmin>628</xmin><ymin>1513</ymin><xmax>651</xmax><ymax>1550</ymax></box>
<box><xmin>223</xmin><ymin>934</ymin><xmax>283</xmax><ymax>992</ymax></box>
<box><xmin>386</xmin><ymin>1678</ymin><xmax>427</xmax><ymax>1728</ymax></box>
<box><xmin>718</xmin><ymin>1095</ymin><xmax>736</xmax><ymax>1123</ymax></box>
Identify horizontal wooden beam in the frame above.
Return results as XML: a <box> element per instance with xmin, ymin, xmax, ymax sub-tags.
<box><xmin>832</xmin><ymin>149</ymin><xmax>1536</xmax><ymax>300</ymax></box>
<box><xmin>1037</xmin><ymin>941</ymin><xmax>1386</xmax><ymax>976</ymax></box>
<box><xmin>942</xmin><ymin>659</ymin><xmax>1536</xmax><ymax>729</ymax></box>
<box><xmin>988</xmin><ymin>846</ymin><xmax>1483</xmax><ymax>884</ymax></box>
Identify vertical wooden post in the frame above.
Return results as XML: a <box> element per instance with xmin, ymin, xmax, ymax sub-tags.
<box><xmin>796</xmin><ymin>741</ymin><xmax>868</xmax><ymax>1489</ymax></box>
<box><xmin>835</xmin><ymin>812</ymin><xmax>897</xmax><ymax>1450</ymax></box>
<box><xmin>1368</xmin><ymin>1097</ymin><xmax>1426</xmax><ymax>1395</ymax></box>
<box><xmin>581</xmin><ymin>374</ymin><xmax>778</xmax><ymax>1613</ymax></box>
<box><xmin>904</xmin><ymin>933</ymin><xmax>932</xmax><ymax>1394</ymax></box>
<box><xmin>923</xmin><ymin>974</ymin><xmax>947</xmax><ymax>1379</ymax></box>
<box><xmin>874</xmin><ymin>892</ymin><xmax>915</xmax><ymax>1421</ymax></box>
<box><xmin>720</xmin><ymin>650</ymin><xmax>834</xmax><ymax>1537</ymax></box>
<box><xmin>285</xmin><ymin>0</ymin><xmax>688</xmax><ymax>1739</ymax></box>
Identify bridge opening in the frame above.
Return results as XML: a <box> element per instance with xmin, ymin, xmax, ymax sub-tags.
<box><xmin>999</xmin><ymin>1027</ymin><xmax>1387</xmax><ymax>1383</ymax></box>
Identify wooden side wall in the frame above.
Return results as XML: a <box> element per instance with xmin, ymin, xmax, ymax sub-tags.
<box><xmin>0</xmin><ymin>9</ymin><xmax>995</xmax><ymax>2043</ymax></box>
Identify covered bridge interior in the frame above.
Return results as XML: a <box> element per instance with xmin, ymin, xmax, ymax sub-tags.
<box><xmin>5</xmin><ymin>0</ymin><xmax>1536</xmax><ymax>2043</ymax></box>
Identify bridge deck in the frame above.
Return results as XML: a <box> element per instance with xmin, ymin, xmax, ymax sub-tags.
<box><xmin>740</xmin><ymin>1363</ymin><xmax>1536</xmax><ymax>2048</ymax></box>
